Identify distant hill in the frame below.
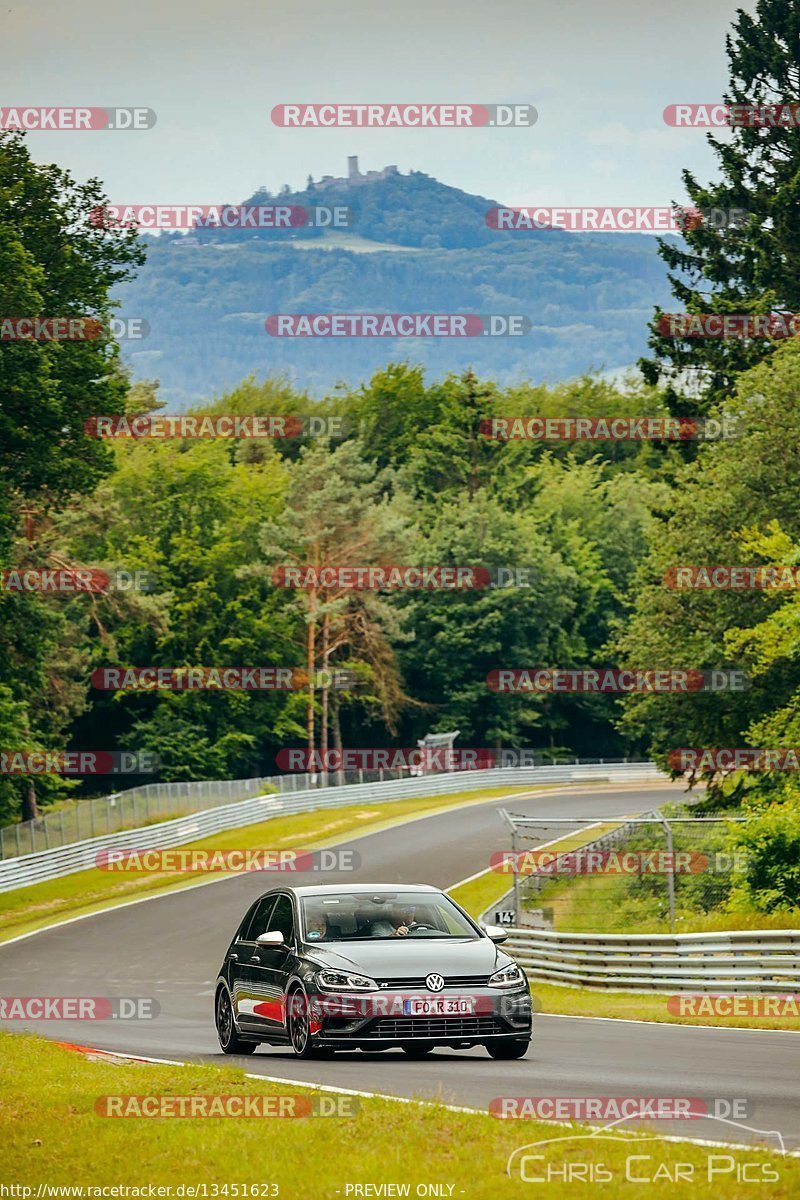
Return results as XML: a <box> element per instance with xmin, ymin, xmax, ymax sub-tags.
<box><xmin>116</xmin><ymin>161</ymin><xmax>673</xmax><ymax>405</ymax></box>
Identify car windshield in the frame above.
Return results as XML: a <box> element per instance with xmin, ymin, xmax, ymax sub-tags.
<box><xmin>301</xmin><ymin>891</ymin><xmax>480</xmax><ymax>942</ymax></box>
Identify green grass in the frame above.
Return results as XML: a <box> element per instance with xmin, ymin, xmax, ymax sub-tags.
<box><xmin>0</xmin><ymin>785</ymin><xmax>541</xmax><ymax>944</ymax></box>
<box><xmin>541</xmin><ymin>866</ymin><xmax>800</xmax><ymax>934</ymax></box>
<box><xmin>448</xmin><ymin>821</ymin><xmax>621</xmax><ymax>921</ymax></box>
<box><xmin>529</xmin><ymin>982</ymin><xmax>800</xmax><ymax>1031</ymax></box>
<box><xmin>526</xmin><ymin>803</ymin><xmax>800</xmax><ymax>936</ymax></box>
<box><xmin>1</xmin><ymin>1032</ymin><xmax>795</xmax><ymax>1198</ymax></box>
<box><xmin>449</xmin><ymin>835</ymin><xmax>800</xmax><ymax>1032</ymax></box>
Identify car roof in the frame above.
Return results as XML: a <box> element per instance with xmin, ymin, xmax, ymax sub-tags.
<box><xmin>256</xmin><ymin>883</ymin><xmax>442</xmax><ymax>900</ymax></box>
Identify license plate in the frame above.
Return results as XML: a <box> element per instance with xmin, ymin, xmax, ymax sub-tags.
<box><xmin>402</xmin><ymin>997</ymin><xmax>474</xmax><ymax>1016</ymax></box>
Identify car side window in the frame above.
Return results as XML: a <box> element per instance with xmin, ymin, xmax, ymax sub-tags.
<box><xmin>244</xmin><ymin>896</ymin><xmax>276</xmax><ymax>941</ymax></box>
<box><xmin>266</xmin><ymin>894</ymin><xmax>295</xmax><ymax>944</ymax></box>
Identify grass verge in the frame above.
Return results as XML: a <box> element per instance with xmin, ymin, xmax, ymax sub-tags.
<box><xmin>449</xmin><ymin>840</ymin><xmax>800</xmax><ymax>1033</ymax></box>
<box><xmin>0</xmin><ymin>1032</ymin><xmax>795</xmax><ymax>1198</ymax></box>
<box><xmin>0</xmin><ymin>785</ymin><xmax>540</xmax><ymax>944</ymax></box>
<box><xmin>448</xmin><ymin>821</ymin><xmax>620</xmax><ymax>920</ymax></box>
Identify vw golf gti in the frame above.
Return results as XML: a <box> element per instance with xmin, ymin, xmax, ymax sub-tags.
<box><xmin>215</xmin><ymin>883</ymin><xmax>532</xmax><ymax>1059</ymax></box>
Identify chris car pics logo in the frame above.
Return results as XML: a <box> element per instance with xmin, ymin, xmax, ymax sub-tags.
<box><xmin>505</xmin><ymin>1115</ymin><xmax>785</xmax><ymax>1184</ymax></box>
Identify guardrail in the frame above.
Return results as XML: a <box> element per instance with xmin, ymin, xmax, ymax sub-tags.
<box><xmin>0</xmin><ymin>774</ymin><xmax>314</xmax><ymax>860</ymax></box>
<box><xmin>0</xmin><ymin>755</ymin><xmax>649</xmax><ymax>860</ymax></box>
<box><xmin>0</xmin><ymin>761</ymin><xmax>663</xmax><ymax>893</ymax></box>
<box><xmin>502</xmin><ymin>927</ymin><xmax>800</xmax><ymax>993</ymax></box>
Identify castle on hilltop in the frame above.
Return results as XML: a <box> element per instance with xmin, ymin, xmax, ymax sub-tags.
<box><xmin>315</xmin><ymin>157</ymin><xmax>400</xmax><ymax>190</ymax></box>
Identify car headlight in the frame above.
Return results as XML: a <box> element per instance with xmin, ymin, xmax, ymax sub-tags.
<box><xmin>488</xmin><ymin>963</ymin><xmax>524</xmax><ymax>989</ymax></box>
<box><xmin>316</xmin><ymin>969</ymin><xmax>378</xmax><ymax>992</ymax></box>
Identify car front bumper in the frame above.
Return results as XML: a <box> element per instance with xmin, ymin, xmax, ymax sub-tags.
<box><xmin>308</xmin><ymin>986</ymin><xmax>533</xmax><ymax>1047</ymax></box>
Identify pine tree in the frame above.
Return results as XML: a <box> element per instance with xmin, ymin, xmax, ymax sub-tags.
<box><xmin>641</xmin><ymin>0</ymin><xmax>800</xmax><ymax>412</ymax></box>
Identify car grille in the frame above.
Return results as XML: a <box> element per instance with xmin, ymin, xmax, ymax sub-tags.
<box><xmin>370</xmin><ymin>1016</ymin><xmax>503</xmax><ymax>1039</ymax></box>
<box><xmin>376</xmin><ymin>975</ymin><xmax>491</xmax><ymax>989</ymax></box>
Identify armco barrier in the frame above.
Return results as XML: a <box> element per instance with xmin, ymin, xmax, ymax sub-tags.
<box><xmin>0</xmin><ymin>756</ymin><xmax>650</xmax><ymax>860</ymax></box>
<box><xmin>503</xmin><ymin>927</ymin><xmax>800</xmax><ymax>993</ymax></box>
<box><xmin>0</xmin><ymin>762</ymin><xmax>663</xmax><ymax>893</ymax></box>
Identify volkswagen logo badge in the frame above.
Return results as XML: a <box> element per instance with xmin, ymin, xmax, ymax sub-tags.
<box><xmin>425</xmin><ymin>973</ymin><xmax>445</xmax><ymax>992</ymax></box>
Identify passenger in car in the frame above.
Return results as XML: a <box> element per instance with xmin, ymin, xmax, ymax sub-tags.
<box><xmin>306</xmin><ymin>911</ymin><xmax>329</xmax><ymax>940</ymax></box>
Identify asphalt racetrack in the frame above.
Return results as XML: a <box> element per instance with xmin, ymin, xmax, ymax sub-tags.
<box><xmin>2</xmin><ymin>783</ymin><xmax>798</xmax><ymax>1152</ymax></box>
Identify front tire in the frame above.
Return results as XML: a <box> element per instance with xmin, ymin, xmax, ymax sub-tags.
<box><xmin>216</xmin><ymin>986</ymin><xmax>258</xmax><ymax>1055</ymax></box>
<box><xmin>485</xmin><ymin>1038</ymin><xmax>530</xmax><ymax>1060</ymax></box>
<box><xmin>287</xmin><ymin>987</ymin><xmax>322</xmax><ymax>1059</ymax></box>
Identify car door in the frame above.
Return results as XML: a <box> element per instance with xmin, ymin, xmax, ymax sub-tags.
<box><xmin>238</xmin><ymin>893</ymin><xmax>296</xmax><ymax>1038</ymax></box>
<box><xmin>231</xmin><ymin>894</ymin><xmax>277</xmax><ymax>1033</ymax></box>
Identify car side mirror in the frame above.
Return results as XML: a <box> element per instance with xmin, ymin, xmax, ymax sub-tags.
<box><xmin>255</xmin><ymin>931</ymin><xmax>286</xmax><ymax>947</ymax></box>
<box><xmin>482</xmin><ymin>924</ymin><xmax>509</xmax><ymax>944</ymax></box>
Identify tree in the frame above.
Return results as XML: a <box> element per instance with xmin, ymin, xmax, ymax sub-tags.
<box><xmin>616</xmin><ymin>340</ymin><xmax>800</xmax><ymax>788</ymax></box>
<box><xmin>62</xmin><ymin>428</ymin><xmax>298</xmax><ymax>785</ymax></box>
<box><xmin>0</xmin><ymin>132</ymin><xmax>143</xmax><ymax>820</ymax></box>
<box><xmin>641</xmin><ymin>0</ymin><xmax>800</xmax><ymax>411</ymax></box>
<box><xmin>0</xmin><ymin>132</ymin><xmax>144</xmax><ymax>548</ymax></box>
<box><xmin>255</xmin><ymin>440</ymin><xmax>410</xmax><ymax>773</ymax></box>
<box><xmin>398</xmin><ymin>492</ymin><xmax>586</xmax><ymax>747</ymax></box>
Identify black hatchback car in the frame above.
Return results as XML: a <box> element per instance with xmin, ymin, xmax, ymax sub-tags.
<box><xmin>215</xmin><ymin>883</ymin><xmax>532</xmax><ymax>1059</ymax></box>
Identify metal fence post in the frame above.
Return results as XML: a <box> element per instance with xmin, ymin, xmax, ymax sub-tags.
<box><xmin>511</xmin><ymin>826</ymin><xmax>521</xmax><ymax>924</ymax></box>
<box><xmin>655</xmin><ymin>809</ymin><xmax>676</xmax><ymax>933</ymax></box>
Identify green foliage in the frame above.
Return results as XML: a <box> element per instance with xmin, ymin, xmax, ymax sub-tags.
<box><xmin>0</xmin><ymin>132</ymin><xmax>144</xmax><ymax>820</ymax></box>
<box><xmin>615</xmin><ymin>340</ymin><xmax>800</xmax><ymax>778</ymax></box>
<box><xmin>728</xmin><ymin>789</ymin><xmax>800</xmax><ymax>913</ymax></box>
<box><xmin>642</xmin><ymin>0</ymin><xmax>800</xmax><ymax>410</ymax></box>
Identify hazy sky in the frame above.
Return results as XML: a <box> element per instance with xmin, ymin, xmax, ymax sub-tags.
<box><xmin>3</xmin><ymin>0</ymin><xmax>747</xmax><ymax>207</ymax></box>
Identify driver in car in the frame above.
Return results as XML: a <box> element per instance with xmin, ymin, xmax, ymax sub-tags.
<box><xmin>370</xmin><ymin>905</ymin><xmax>418</xmax><ymax>938</ymax></box>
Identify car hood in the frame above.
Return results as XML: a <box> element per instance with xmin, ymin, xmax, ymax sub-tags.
<box><xmin>304</xmin><ymin>937</ymin><xmax>510</xmax><ymax>978</ymax></box>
